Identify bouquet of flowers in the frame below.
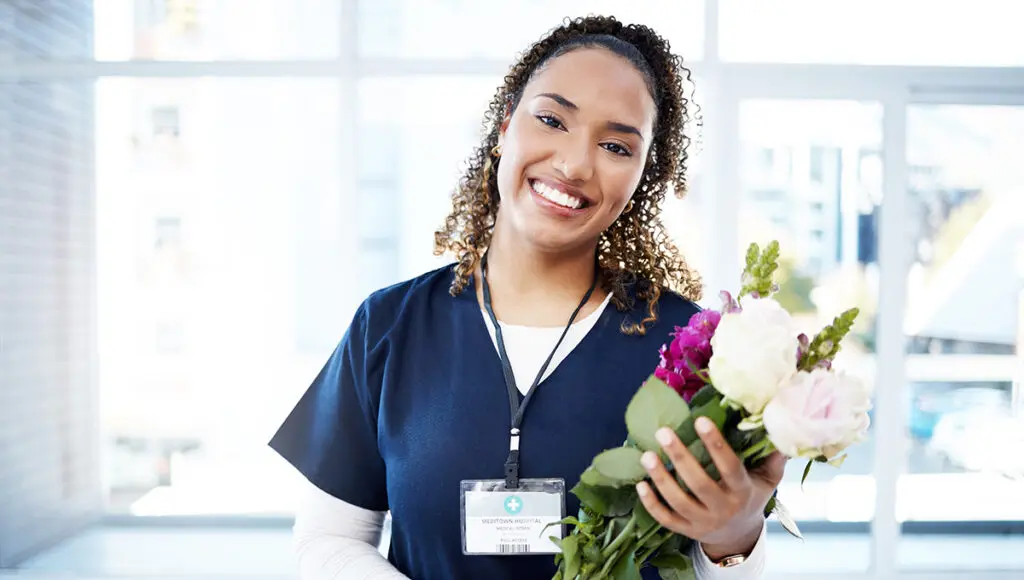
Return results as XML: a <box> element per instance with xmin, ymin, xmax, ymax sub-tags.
<box><xmin>550</xmin><ymin>241</ymin><xmax>872</xmax><ymax>580</ymax></box>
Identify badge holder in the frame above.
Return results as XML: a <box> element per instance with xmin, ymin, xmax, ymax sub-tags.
<box><xmin>460</xmin><ymin>478</ymin><xmax>566</xmax><ymax>556</ymax></box>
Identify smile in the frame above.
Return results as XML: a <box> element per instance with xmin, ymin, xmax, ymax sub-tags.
<box><xmin>529</xmin><ymin>179</ymin><xmax>586</xmax><ymax>210</ymax></box>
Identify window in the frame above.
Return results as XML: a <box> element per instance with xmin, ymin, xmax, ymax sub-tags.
<box><xmin>151</xmin><ymin>107</ymin><xmax>180</xmax><ymax>138</ymax></box>
<box><xmin>93</xmin><ymin>0</ymin><xmax>342</xmax><ymax>61</ymax></box>
<box><xmin>739</xmin><ymin>99</ymin><xmax>883</xmax><ymax>522</ymax></box>
<box><xmin>901</xmin><ymin>104</ymin><xmax>1024</xmax><ymax>523</ymax></box>
<box><xmin>720</xmin><ymin>0</ymin><xmax>1024</xmax><ymax>66</ymax></box>
<box><xmin>95</xmin><ymin>78</ymin><xmax>346</xmax><ymax>515</ymax></box>
<box><xmin>153</xmin><ymin>216</ymin><xmax>182</xmax><ymax>249</ymax></box>
<box><xmin>358</xmin><ymin>0</ymin><xmax>704</xmax><ymax>61</ymax></box>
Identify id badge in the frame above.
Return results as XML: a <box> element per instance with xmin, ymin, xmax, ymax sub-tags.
<box><xmin>460</xmin><ymin>478</ymin><xmax>565</xmax><ymax>556</ymax></box>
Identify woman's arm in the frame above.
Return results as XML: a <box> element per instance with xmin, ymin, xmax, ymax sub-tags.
<box><xmin>292</xmin><ymin>480</ymin><xmax>409</xmax><ymax>580</ymax></box>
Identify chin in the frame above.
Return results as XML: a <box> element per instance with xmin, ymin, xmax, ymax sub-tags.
<box><xmin>519</xmin><ymin>225</ymin><xmax>595</xmax><ymax>256</ymax></box>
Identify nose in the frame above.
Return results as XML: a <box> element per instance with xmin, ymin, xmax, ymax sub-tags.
<box><xmin>554</xmin><ymin>138</ymin><xmax>594</xmax><ymax>183</ymax></box>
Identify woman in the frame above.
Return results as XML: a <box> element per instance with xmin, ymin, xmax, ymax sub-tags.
<box><xmin>270</xmin><ymin>15</ymin><xmax>784</xmax><ymax>579</ymax></box>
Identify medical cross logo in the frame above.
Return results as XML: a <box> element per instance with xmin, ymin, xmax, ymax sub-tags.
<box><xmin>504</xmin><ymin>495</ymin><xmax>523</xmax><ymax>515</ymax></box>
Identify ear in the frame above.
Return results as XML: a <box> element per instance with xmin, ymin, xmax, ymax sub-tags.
<box><xmin>497</xmin><ymin>113</ymin><xmax>511</xmax><ymax>148</ymax></box>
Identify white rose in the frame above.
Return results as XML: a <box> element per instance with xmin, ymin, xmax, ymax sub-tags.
<box><xmin>708</xmin><ymin>296</ymin><xmax>799</xmax><ymax>415</ymax></box>
<box><xmin>763</xmin><ymin>368</ymin><xmax>873</xmax><ymax>460</ymax></box>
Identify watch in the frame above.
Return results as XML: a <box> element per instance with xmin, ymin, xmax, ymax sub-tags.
<box><xmin>712</xmin><ymin>553</ymin><xmax>748</xmax><ymax>568</ymax></box>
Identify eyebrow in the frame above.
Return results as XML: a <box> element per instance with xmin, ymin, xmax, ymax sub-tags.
<box><xmin>535</xmin><ymin>92</ymin><xmax>645</xmax><ymax>142</ymax></box>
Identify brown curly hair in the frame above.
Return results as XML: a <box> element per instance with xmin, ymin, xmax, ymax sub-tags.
<box><xmin>433</xmin><ymin>15</ymin><xmax>703</xmax><ymax>335</ymax></box>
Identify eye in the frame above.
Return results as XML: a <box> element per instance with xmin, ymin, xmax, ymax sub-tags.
<box><xmin>602</xmin><ymin>142</ymin><xmax>633</xmax><ymax>157</ymax></box>
<box><xmin>536</xmin><ymin>114</ymin><xmax>565</xmax><ymax>130</ymax></box>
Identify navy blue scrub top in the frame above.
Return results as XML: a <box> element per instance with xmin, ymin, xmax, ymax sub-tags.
<box><xmin>269</xmin><ymin>264</ymin><xmax>700</xmax><ymax>580</ymax></box>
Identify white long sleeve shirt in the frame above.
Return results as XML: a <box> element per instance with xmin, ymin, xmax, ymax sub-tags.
<box><xmin>290</xmin><ymin>293</ymin><xmax>767</xmax><ymax>579</ymax></box>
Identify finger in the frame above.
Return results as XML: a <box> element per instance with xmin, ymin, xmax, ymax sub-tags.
<box><xmin>695</xmin><ymin>416</ymin><xmax>749</xmax><ymax>491</ymax></box>
<box><xmin>641</xmin><ymin>449</ymin><xmax>705</xmax><ymax>519</ymax></box>
<box><xmin>655</xmin><ymin>427</ymin><xmax>726</xmax><ymax>509</ymax></box>
<box><xmin>753</xmin><ymin>451</ymin><xmax>787</xmax><ymax>487</ymax></box>
<box><xmin>635</xmin><ymin>480</ymin><xmax>692</xmax><ymax>535</ymax></box>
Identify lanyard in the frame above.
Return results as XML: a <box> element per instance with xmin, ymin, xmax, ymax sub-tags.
<box><xmin>480</xmin><ymin>252</ymin><xmax>599</xmax><ymax>489</ymax></box>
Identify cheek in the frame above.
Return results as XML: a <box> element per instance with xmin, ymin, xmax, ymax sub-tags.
<box><xmin>601</xmin><ymin>163</ymin><xmax>646</xmax><ymax>207</ymax></box>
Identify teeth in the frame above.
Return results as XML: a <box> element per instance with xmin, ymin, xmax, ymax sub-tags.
<box><xmin>532</xmin><ymin>181</ymin><xmax>582</xmax><ymax>209</ymax></box>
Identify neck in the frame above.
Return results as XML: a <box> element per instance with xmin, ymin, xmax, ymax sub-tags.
<box><xmin>477</xmin><ymin>222</ymin><xmax>605</xmax><ymax>326</ymax></box>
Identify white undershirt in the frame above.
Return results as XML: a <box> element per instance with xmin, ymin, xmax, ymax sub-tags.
<box><xmin>290</xmin><ymin>297</ymin><xmax>768</xmax><ymax>579</ymax></box>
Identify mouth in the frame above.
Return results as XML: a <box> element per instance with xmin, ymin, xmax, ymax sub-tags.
<box><xmin>528</xmin><ymin>178</ymin><xmax>591</xmax><ymax>211</ymax></box>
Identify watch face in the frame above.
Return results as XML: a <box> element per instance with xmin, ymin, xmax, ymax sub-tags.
<box><xmin>716</xmin><ymin>554</ymin><xmax>748</xmax><ymax>568</ymax></box>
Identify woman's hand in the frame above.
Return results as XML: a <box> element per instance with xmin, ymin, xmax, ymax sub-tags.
<box><xmin>635</xmin><ymin>416</ymin><xmax>786</xmax><ymax>560</ymax></box>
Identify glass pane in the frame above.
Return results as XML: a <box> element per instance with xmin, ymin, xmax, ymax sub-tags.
<box><xmin>358</xmin><ymin>76</ymin><xmax>499</xmax><ymax>284</ymax></box>
<box><xmin>1</xmin><ymin>80</ymin><xmax>102</xmax><ymax>560</ymax></box>
<box><xmin>92</xmin><ymin>0</ymin><xmax>341</xmax><ymax>61</ymax></box>
<box><xmin>720</xmin><ymin>0</ymin><xmax>1024</xmax><ymax>66</ymax></box>
<box><xmin>739</xmin><ymin>99</ymin><xmax>883</xmax><ymax>522</ymax></box>
<box><xmin>359</xmin><ymin>0</ymin><xmax>704</xmax><ymax>61</ymax></box>
<box><xmin>900</xmin><ymin>105</ymin><xmax>1024</xmax><ymax>525</ymax></box>
<box><xmin>95</xmin><ymin>78</ymin><xmax>346</xmax><ymax>514</ymax></box>
<box><xmin>0</xmin><ymin>2</ymin><xmax>93</xmax><ymax>60</ymax></box>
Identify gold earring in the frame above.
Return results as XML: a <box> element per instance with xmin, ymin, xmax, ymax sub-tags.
<box><xmin>624</xmin><ymin>199</ymin><xmax>635</xmax><ymax>214</ymax></box>
<box><xmin>491</xmin><ymin>144</ymin><xmax>502</xmax><ymax>158</ymax></box>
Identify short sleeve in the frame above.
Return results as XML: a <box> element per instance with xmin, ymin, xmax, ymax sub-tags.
<box><xmin>269</xmin><ymin>302</ymin><xmax>389</xmax><ymax>512</ymax></box>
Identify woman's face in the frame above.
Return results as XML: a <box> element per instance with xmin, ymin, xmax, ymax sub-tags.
<box><xmin>495</xmin><ymin>47</ymin><xmax>657</xmax><ymax>255</ymax></box>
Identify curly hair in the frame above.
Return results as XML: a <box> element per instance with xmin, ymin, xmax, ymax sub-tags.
<box><xmin>432</xmin><ymin>15</ymin><xmax>703</xmax><ymax>335</ymax></box>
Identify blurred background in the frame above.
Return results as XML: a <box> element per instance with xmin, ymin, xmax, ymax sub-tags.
<box><xmin>1</xmin><ymin>0</ymin><xmax>1022</xmax><ymax>578</ymax></box>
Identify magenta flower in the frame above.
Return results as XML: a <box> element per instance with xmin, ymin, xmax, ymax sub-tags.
<box><xmin>655</xmin><ymin>310</ymin><xmax>722</xmax><ymax>401</ymax></box>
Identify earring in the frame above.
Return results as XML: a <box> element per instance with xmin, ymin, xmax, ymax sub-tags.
<box><xmin>623</xmin><ymin>199</ymin><xmax>635</xmax><ymax>214</ymax></box>
<box><xmin>491</xmin><ymin>144</ymin><xmax>502</xmax><ymax>158</ymax></box>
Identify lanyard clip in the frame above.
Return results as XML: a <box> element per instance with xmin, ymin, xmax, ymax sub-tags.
<box><xmin>504</xmin><ymin>428</ymin><xmax>521</xmax><ymax>489</ymax></box>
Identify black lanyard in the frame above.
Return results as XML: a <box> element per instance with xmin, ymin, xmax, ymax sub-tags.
<box><xmin>480</xmin><ymin>252</ymin><xmax>599</xmax><ymax>489</ymax></box>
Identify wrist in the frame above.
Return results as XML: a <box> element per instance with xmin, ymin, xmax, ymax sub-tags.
<box><xmin>700</xmin><ymin>516</ymin><xmax>764</xmax><ymax>562</ymax></box>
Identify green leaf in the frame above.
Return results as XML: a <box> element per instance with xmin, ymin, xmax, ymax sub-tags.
<box><xmin>771</xmin><ymin>498</ymin><xmax>803</xmax><ymax>540</ymax></box>
<box><xmin>800</xmin><ymin>458</ymin><xmax>814</xmax><ymax>487</ymax></box>
<box><xmin>675</xmin><ymin>395</ymin><xmax>729</xmax><ymax>447</ymax></box>
<box><xmin>688</xmin><ymin>384</ymin><xmax>718</xmax><ymax>409</ymax></box>
<box><xmin>687</xmin><ymin>439</ymin><xmax>711</xmax><ymax>467</ymax></box>
<box><xmin>626</xmin><ymin>375</ymin><xmax>691</xmax><ymax>453</ymax></box>
<box><xmin>633</xmin><ymin>497</ymin><xmax>658</xmax><ymax>538</ymax></box>
<box><xmin>610</xmin><ymin>553</ymin><xmax>643</xmax><ymax>580</ymax></box>
<box><xmin>592</xmin><ymin>447</ymin><xmax>648</xmax><ymax>486</ymax></box>
<box><xmin>571</xmin><ymin>481</ymin><xmax>636</xmax><ymax>517</ymax></box>
<box><xmin>583</xmin><ymin>540</ymin><xmax>603</xmax><ymax>564</ymax></box>
<box><xmin>580</xmin><ymin>466</ymin><xmax>619</xmax><ymax>488</ymax></box>
<box><xmin>652</xmin><ymin>551</ymin><xmax>696</xmax><ymax>580</ymax></box>
<box><xmin>561</xmin><ymin>534</ymin><xmax>582</xmax><ymax>579</ymax></box>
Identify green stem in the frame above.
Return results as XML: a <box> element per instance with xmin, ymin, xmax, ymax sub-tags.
<box><xmin>602</xmin><ymin>519</ymin><xmax>616</xmax><ymax>550</ymax></box>
<box><xmin>601</xmin><ymin>513</ymin><xmax>637</xmax><ymax>559</ymax></box>
<box><xmin>741</xmin><ymin>437</ymin><xmax>773</xmax><ymax>462</ymax></box>
<box><xmin>637</xmin><ymin>530</ymin><xmax>674</xmax><ymax>563</ymax></box>
<box><xmin>635</xmin><ymin>523</ymin><xmax>662</xmax><ymax>552</ymax></box>
<box><xmin>593</xmin><ymin>513</ymin><xmax>639</xmax><ymax>579</ymax></box>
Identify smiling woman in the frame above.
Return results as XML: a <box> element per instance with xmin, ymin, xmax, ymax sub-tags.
<box><xmin>270</xmin><ymin>15</ymin><xmax>774</xmax><ymax>580</ymax></box>
<box><xmin>434</xmin><ymin>27</ymin><xmax>703</xmax><ymax>334</ymax></box>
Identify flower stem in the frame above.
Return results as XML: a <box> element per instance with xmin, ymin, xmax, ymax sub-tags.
<box><xmin>601</xmin><ymin>513</ymin><xmax>637</xmax><ymax>559</ymax></box>
<box><xmin>592</xmin><ymin>512</ymin><xmax>639</xmax><ymax>579</ymax></box>
<box><xmin>637</xmin><ymin>529</ymin><xmax>675</xmax><ymax>563</ymax></box>
<box><xmin>741</xmin><ymin>437</ymin><xmax>774</xmax><ymax>462</ymax></box>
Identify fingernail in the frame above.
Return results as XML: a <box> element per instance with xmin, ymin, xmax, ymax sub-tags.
<box><xmin>636</xmin><ymin>483</ymin><xmax>649</xmax><ymax>497</ymax></box>
<box><xmin>696</xmin><ymin>416</ymin><xmax>713</xmax><ymax>435</ymax></box>
<box><xmin>641</xmin><ymin>451</ymin><xmax>658</xmax><ymax>470</ymax></box>
<box><xmin>655</xmin><ymin>427</ymin><xmax>674</xmax><ymax>447</ymax></box>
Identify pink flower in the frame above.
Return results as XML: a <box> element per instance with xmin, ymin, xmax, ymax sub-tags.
<box><xmin>655</xmin><ymin>310</ymin><xmax>721</xmax><ymax>401</ymax></box>
<box><xmin>763</xmin><ymin>369</ymin><xmax>873</xmax><ymax>460</ymax></box>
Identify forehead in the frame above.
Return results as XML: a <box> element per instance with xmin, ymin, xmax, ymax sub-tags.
<box><xmin>523</xmin><ymin>48</ymin><xmax>656</xmax><ymax>129</ymax></box>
